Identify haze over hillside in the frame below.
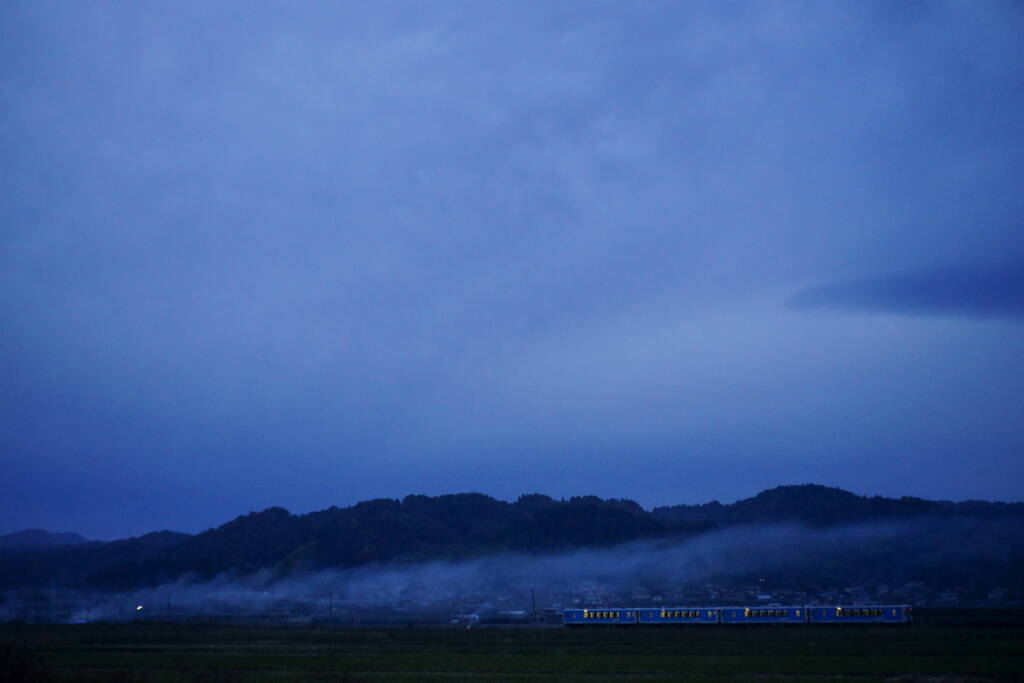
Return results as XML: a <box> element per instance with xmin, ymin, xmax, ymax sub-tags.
<box><xmin>2</xmin><ymin>485</ymin><xmax>1022</xmax><ymax>610</ymax></box>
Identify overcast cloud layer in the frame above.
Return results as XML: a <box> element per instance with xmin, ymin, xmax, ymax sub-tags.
<box><xmin>2</xmin><ymin>1</ymin><xmax>1023</xmax><ymax>539</ymax></box>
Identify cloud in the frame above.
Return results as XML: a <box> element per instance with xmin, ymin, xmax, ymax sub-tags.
<box><xmin>2</xmin><ymin>1</ymin><xmax>1024</xmax><ymax>536</ymax></box>
<box><xmin>789</xmin><ymin>262</ymin><xmax>1024</xmax><ymax>321</ymax></box>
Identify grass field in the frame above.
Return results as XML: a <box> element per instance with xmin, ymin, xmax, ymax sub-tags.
<box><xmin>2</xmin><ymin>622</ymin><xmax>1022</xmax><ymax>682</ymax></box>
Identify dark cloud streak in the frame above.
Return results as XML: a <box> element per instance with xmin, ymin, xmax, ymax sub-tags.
<box><xmin>789</xmin><ymin>261</ymin><xmax>1024</xmax><ymax>320</ymax></box>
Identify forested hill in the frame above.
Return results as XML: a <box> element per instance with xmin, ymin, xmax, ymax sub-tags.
<box><xmin>2</xmin><ymin>484</ymin><xmax>1022</xmax><ymax>591</ymax></box>
<box><xmin>0</xmin><ymin>529</ymin><xmax>87</xmax><ymax>551</ymax></box>
<box><xmin>651</xmin><ymin>484</ymin><xmax>1024</xmax><ymax>526</ymax></box>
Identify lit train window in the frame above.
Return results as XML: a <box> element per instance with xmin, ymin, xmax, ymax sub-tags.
<box><xmin>796</xmin><ymin>610</ymin><xmax>801</xmax><ymax>617</ymax></box>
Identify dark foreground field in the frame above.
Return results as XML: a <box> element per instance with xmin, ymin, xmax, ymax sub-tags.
<box><xmin>2</xmin><ymin>622</ymin><xmax>1022</xmax><ymax>682</ymax></box>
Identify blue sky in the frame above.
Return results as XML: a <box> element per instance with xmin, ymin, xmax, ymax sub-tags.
<box><xmin>2</xmin><ymin>1</ymin><xmax>1022</xmax><ymax>539</ymax></box>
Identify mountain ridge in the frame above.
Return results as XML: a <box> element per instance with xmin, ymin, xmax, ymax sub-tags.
<box><xmin>2</xmin><ymin>484</ymin><xmax>1022</xmax><ymax>593</ymax></box>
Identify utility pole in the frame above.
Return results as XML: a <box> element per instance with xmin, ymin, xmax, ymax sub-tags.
<box><xmin>531</xmin><ymin>588</ymin><xmax>537</xmax><ymax>626</ymax></box>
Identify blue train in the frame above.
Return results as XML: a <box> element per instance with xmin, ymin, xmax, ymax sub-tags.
<box><xmin>564</xmin><ymin>605</ymin><xmax>911</xmax><ymax>626</ymax></box>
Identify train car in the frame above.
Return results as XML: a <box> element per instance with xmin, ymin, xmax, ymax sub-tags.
<box><xmin>564</xmin><ymin>605</ymin><xmax>912</xmax><ymax>627</ymax></box>
<box><xmin>807</xmin><ymin>605</ymin><xmax>911</xmax><ymax>624</ymax></box>
<box><xmin>563</xmin><ymin>607</ymin><xmax>638</xmax><ymax>626</ymax></box>
<box><xmin>719</xmin><ymin>606</ymin><xmax>806</xmax><ymax>624</ymax></box>
<box><xmin>637</xmin><ymin>607</ymin><xmax>719</xmax><ymax>625</ymax></box>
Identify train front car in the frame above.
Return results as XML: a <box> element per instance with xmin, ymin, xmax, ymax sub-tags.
<box><xmin>638</xmin><ymin>607</ymin><xmax>719</xmax><ymax>625</ymax></box>
<box><xmin>808</xmin><ymin>605</ymin><xmax>911</xmax><ymax>624</ymax></box>
<box><xmin>719</xmin><ymin>606</ymin><xmax>807</xmax><ymax>624</ymax></box>
<box><xmin>563</xmin><ymin>608</ymin><xmax>638</xmax><ymax>626</ymax></box>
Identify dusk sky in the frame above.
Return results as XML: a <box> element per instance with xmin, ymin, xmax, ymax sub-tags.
<box><xmin>2</xmin><ymin>1</ymin><xmax>1022</xmax><ymax>540</ymax></box>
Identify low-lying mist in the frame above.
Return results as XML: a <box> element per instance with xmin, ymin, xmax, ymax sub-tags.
<box><xmin>7</xmin><ymin>515</ymin><xmax>1016</xmax><ymax>623</ymax></box>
